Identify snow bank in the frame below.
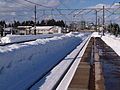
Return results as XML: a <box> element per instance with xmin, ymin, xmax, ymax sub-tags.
<box><xmin>0</xmin><ymin>34</ymin><xmax>63</xmax><ymax>44</ymax></box>
<box><xmin>0</xmin><ymin>32</ymin><xmax>90</xmax><ymax>90</ymax></box>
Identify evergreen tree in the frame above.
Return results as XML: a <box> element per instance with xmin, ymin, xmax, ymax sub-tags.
<box><xmin>40</xmin><ymin>20</ymin><xmax>46</xmax><ymax>26</ymax></box>
<box><xmin>107</xmin><ymin>23</ymin><xmax>120</xmax><ymax>36</ymax></box>
<box><xmin>47</xmin><ymin>19</ymin><xmax>56</xmax><ymax>26</ymax></box>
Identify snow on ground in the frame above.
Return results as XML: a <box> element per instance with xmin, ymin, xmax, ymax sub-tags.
<box><xmin>0</xmin><ymin>32</ymin><xmax>90</xmax><ymax>90</ymax></box>
<box><xmin>0</xmin><ymin>34</ymin><xmax>63</xmax><ymax>44</ymax></box>
<box><xmin>30</xmin><ymin>36</ymin><xmax>90</xmax><ymax>90</ymax></box>
<box><xmin>91</xmin><ymin>32</ymin><xmax>101</xmax><ymax>37</ymax></box>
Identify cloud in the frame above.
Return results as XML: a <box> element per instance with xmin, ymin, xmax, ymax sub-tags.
<box><xmin>10</xmin><ymin>12</ymin><xmax>16</xmax><ymax>16</ymax></box>
<box><xmin>0</xmin><ymin>0</ymin><xmax>61</xmax><ymax>21</ymax></box>
<box><xmin>111</xmin><ymin>3</ymin><xmax>120</xmax><ymax>8</ymax></box>
<box><xmin>89</xmin><ymin>4</ymin><xmax>110</xmax><ymax>9</ymax></box>
<box><xmin>0</xmin><ymin>0</ymin><xmax>60</xmax><ymax>11</ymax></box>
<box><xmin>46</xmin><ymin>0</ymin><xmax>60</xmax><ymax>7</ymax></box>
<box><xmin>89</xmin><ymin>3</ymin><xmax>120</xmax><ymax>9</ymax></box>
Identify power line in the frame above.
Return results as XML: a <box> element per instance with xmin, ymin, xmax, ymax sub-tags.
<box><xmin>3</xmin><ymin>0</ymin><xmax>33</xmax><ymax>13</ymax></box>
<box><xmin>34</xmin><ymin>5</ymin><xmax>37</xmax><ymax>35</ymax></box>
<box><xmin>59</xmin><ymin>0</ymin><xmax>70</xmax><ymax>9</ymax></box>
<box><xmin>24</xmin><ymin>0</ymin><xmax>70</xmax><ymax>21</ymax></box>
<box><xmin>107</xmin><ymin>7</ymin><xmax>120</xmax><ymax>17</ymax></box>
<box><xmin>5</xmin><ymin>0</ymin><xmax>30</xmax><ymax>8</ymax></box>
<box><xmin>13</xmin><ymin>0</ymin><xmax>30</xmax><ymax>7</ymax></box>
<box><xmin>110</xmin><ymin>0</ymin><xmax>116</xmax><ymax>8</ymax></box>
<box><xmin>55</xmin><ymin>8</ymin><xmax>70</xmax><ymax>21</ymax></box>
<box><xmin>24</xmin><ymin>0</ymin><xmax>54</xmax><ymax>8</ymax></box>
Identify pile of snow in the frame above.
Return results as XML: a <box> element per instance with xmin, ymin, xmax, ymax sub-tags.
<box><xmin>0</xmin><ymin>34</ymin><xmax>63</xmax><ymax>44</ymax></box>
<box><xmin>0</xmin><ymin>32</ymin><xmax>90</xmax><ymax>90</ymax></box>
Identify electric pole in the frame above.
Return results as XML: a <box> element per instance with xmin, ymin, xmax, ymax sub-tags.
<box><xmin>98</xmin><ymin>18</ymin><xmax>100</xmax><ymax>33</ymax></box>
<box><xmin>95</xmin><ymin>10</ymin><xmax>98</xmax><ymax>32</ymax></box>
<box><xmin>34</xmin><ymin>5</ymin><xmax>37</xmax><ymax>35</ymax></box>
<box><xmin>102</xmin><ymin>5</ymin><xmax>105</xmax><ymax>36</ymax></box>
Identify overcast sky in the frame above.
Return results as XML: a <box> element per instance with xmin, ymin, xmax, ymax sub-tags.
<box><xmin>0</xmin><ymin>0</ymin><xmax>119</xmax><ymax>23</ymax></box>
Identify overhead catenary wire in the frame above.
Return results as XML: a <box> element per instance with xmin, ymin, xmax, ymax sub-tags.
<box><xmin>12</xmin><ymin>0</ymin><xmax>31</xmax><ymax>8</ymax></box>
<box><xmin>5</xmin><ymin>0</ymin><xmax>32</xmax><ymax>9</ymax></box>
<box><xmin>59</xmin><ymin>0</ymin><xmax>70</xmax><ymax>9</ymax></box>
<box><xmin>24</xmin><ymin>0</ymin><xmax>54</xmax><ymax>8</ymax></box>
<box><xmin>24</xmin><ymin>0</ymin><xmax>70</xmax><ymax>21</ymax></box>
<box><xmin>55</xmin><ymin>8</ymin><xmax>70</xmax><ymax>21</ymax></box>
<box><xmin>23</xmin><ymin>0</ymin><xmax>69</xmax><ymax>34</ymax></box>
<box><xmin>110</xmin><ymin>0</ymin><xmax>116</xmax><ymax>8</ymax></box>
<box><xmin>2</xmin><ymin>0</ymin><xmax>120</xmax><ymax>25</ymax></box>
<box><xmin>107</xmin><ymin>6</ymin><xmax>120</xmax><ymax>18</ymax></box>
<box><xmin>2</xmin><ymin>0</ymin><xmax>34</xmax><ymax>13</ymax></box>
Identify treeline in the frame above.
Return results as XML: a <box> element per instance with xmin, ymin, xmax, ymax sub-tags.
<box><xmin>0</xmin><ymin>21</ymin><xmax>7</xmax><ymax>27</ymax></box>
<box><xmin>107</xmin><ymin>23</ymin><xmax>120</xmax><ymax>37</ymax></box>
<box><xmin>0</xmin><ymin>19</ymin><xmax>66</xmax><ymax>28</ymax></box>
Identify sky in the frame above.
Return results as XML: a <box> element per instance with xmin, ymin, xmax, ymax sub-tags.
<box><xmin>0</xmin><ymin>0</ymin><xmax>119</xmax><ymax>24</ymax></box>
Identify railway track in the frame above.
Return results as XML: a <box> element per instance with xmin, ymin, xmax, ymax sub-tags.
<box><xmin>68</xmin><ymin>37</ymin><xmax>94</xmax><ymax>90</ymax></box>
<box><xmin>95</xmin><ymin>37</ymin><xmax>120</xmax><ymax>90</ymax></box>
<box><xmin>26</xmin><ymin>37</ymin><xmax>90</xmax><ymax>90</ymax></box>
<box><xmin>68</xmin><ymin>37</ymin><xmax>120</xmax><ymax>90</ymax></box>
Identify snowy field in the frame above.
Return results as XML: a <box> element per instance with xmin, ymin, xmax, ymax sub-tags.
<box><xmin>0</xmin><ymin>32</ymin><xmax>90</xmax><ymax>90</ymax></box>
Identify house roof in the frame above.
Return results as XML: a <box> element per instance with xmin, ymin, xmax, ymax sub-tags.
<box><xmin>4</xmin><ymin>28</ymin><xmax>12</xmax><ymax>31</ymax></box>
<box><xmin>17</xmin><ymin>26</ymin><xmax>61</xmax><ymax>31</ymax></box>
<box><xmin>31</xmin><ymin>26</ymin><xmax>54</xmax><ymax>30</ymax></box>
<box><xmin>17</xmin><ymin>26</ymin><xmax>32</xmax><ymax>29</ymax></box>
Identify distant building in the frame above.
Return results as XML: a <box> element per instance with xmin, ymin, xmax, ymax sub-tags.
<box><xmin>69</xmin><ymin>22</ymin><xmax>77</xmax><ymax>32</ymax></box>
<box><xmin>30</xmin><ymin>26</ymin><xmax>62</xmax><ymax>34</ymax></box>
<box><xmin>72</xmin><ymin>21</ymin><xmax>86</xmax><ymax>31</ymax></box>
<box><xmin>4</xmin><ymin>27</ymin><xmax>12</xmax><ymax>35</ymax></box>
<box><xmin>16</xmin><ymin>26</ymin><xmax>62</xmax><ymax>35</ymax></box>
<box><xmin>0</xmin><ymin>26</ymin><xmax>19</xmax><ymax>36</ymax></box>
<box><xmin>17</xmin><ymin>26</ymin><xmax>32</xmax><ymax>35</ymax></box>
